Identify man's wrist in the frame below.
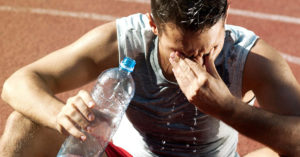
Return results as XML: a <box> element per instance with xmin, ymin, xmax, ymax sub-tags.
<box><xmin>214</xmin><ymin>95</ymin><xmax>242</xmax><ymax>120</ymax></box>
<box><xmin>48</xmin><ymin>102</ymin><xmax>64</xmax><ymax>131</ymax></box>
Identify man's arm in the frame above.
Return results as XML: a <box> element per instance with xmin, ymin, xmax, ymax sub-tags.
<box><xmin>1</xmin><ymin>21</ymin><xmax>119</xmax><ymax>133</ymax></box>
<box><xmin>232</xmin><ymin>39</ymin><xmax>300</xmax><ymax>156</ymax></box>
<box><xmin>169</xmin><ymin>39</ymin><xmax>300</xmax><ymax>156</ymax></box>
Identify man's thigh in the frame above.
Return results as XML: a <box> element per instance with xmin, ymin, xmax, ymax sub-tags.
<box><xmin>0</xmin><ymin>111</ymin><xmax>66</xmax><ymax>157</ymax></box>
<box><xmin>244</xmin><ymin>147</ymin><xmax>279</xmax><ymax>157</ymax></box>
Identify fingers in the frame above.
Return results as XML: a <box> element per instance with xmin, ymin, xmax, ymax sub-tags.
<box><xmin>204</xmin><ymin>49</ymin><xmax>221</xmax><ymax>79</ymax></box>
<box><xmin>56</xmin><ymin>113</ymin><xmax>86</xmax><ymax>141</ymax></box>
<box><xmin>78</xmin><ymin>90</ymin><xmax>96</xmax><ymax>121</ymax></box>
<box><xmin>184</xmin><ymin>56</ymin><xmax>204</xmax><ymax>75</ymax></box>
<box><xmin>170</xmin><ymin>52</ymin><xmax>196</xmax><ymax>84</ymax></box>
<box><xmin>65</xmin><ymin>98</ymin><xmax>90</xmax><ymax>128</ymax></box>
<box><xmin>170</xmin><ymin>51</ymin><xmax>206</xmax><ymax>77</ymax></box>
<box><xmin>56</xmin><ymin>90</ymin><xmax>96</xmax><ymax>140</ymax></box>
<box><xmin>186</xmin><ymin>48</ymin><xmax>221</xmax><ymax>80</ymax></box>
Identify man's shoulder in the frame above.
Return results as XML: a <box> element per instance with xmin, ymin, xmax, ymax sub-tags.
<box><xmin>224</xmin><ymin>24</ymin><xmax>258</xmax><ymax>51</ymax></box>
<box><xmin>116</xmin><ymin>13</ymin><xmax>156</xmax><ymax>61</ymax></box>
<box><xmin>116</xmin><ymin>13</ymin><xmax>151</xmax><ymax>32</ymax></box>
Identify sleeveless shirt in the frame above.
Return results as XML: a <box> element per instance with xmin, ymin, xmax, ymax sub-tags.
<box><xmin>113</xmin><ymin>13</ymin><xmax>258</xmax><ymax>157</ymax></box>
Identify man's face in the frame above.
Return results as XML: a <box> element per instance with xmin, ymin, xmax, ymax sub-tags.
<box><xmin>158</xmin><ymin>19</ymin><xmax>226</xmax><ymax>64</ymax></box>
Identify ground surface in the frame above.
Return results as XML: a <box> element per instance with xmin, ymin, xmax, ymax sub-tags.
<box><xmin>0</xmin><ymin>0</ymin><xmax>299</xmax><ymax>156</ymax></box>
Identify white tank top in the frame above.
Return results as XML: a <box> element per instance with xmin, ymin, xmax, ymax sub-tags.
<box><xmin>113</xmin><ymin>13</ymin><xmax>258</xmax><ymax>157</ymax></box>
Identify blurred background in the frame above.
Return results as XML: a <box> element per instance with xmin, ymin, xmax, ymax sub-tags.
<box><xmin>1</xmin><ymin>0</ymin><xmax>299</xmax><ymax>155</ymax></box>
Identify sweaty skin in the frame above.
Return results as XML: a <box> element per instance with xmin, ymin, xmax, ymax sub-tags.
<box><xmin>148</xmin><ymin>14</ymin><xmax>300</xmax><ymax>156</ymax></box>
<box><xmin>1</xmin><ymin>12</ymin><xmax>300</xmax><ymax>156</ymax></box>
<box><xmin>1</xmin><ymin>22</ymin><xmax>119</xmax><ymax>156</ymax></box>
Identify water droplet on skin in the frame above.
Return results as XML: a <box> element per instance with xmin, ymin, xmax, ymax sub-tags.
<box><xmin>162</xmin><ymin>140</ymin><xmax>166</xmax><ymax>145</ymax></box>
<box><xmin>186</xmin><ymin>144</ymin><xmax>190</xmax><ymax>148</ymax></box>
<box><xmin>171</xmin><ymin>106</ymin><xmax>175</xmax><ymax>112</ymax></box>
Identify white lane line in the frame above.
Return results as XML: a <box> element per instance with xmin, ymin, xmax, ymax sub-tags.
<box><xmin>229</xmin><ymin>9</ymin><xmax>300</xmax><ymax>25</ymax></box>
<box><xmin>0</xmin><ymin>5</ymin><xmax>117</xmax><ymax>21</ymax></box>
<box><xmin>0</xmin><ymin>5</ymin><xmax>300</xmax><ymax>65</ymax></box>
<box><xmin>280</xmin><ymin>53</ymin><xmax>300</xmax><ymax>65</ymax></box>
<box><xmin>119</xmin><ymin>0</ymin><xmax>149</xmax><ymax>3</ymax></box>
<box><xmin>119</xmin><ymin>0</ymin><xmax>300</xmax><ymax>25</ymax></box>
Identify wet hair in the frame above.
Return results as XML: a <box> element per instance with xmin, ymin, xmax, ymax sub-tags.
<box><xmin>151</xmin><ymin>0</ymin><xmax>228</xmax><ymax>33</ymax></box>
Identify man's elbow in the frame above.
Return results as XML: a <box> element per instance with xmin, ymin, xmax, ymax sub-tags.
<box><xmin>285</xmin><ymin>126</ymin><xmax>300</xmax><ymax>156</ymax></box>
<box><xmin>1</xmin><ymin>69</ymin><xmax>28</xmax><ymax>105</ymax></box>
<box><xmin>1</xmin><ymin>76</ymin><xmax>15</xmax><ymax>104</ymax></box>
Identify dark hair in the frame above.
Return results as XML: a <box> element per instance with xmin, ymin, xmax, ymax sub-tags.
<box><xmin>151</xmin><ymin>0</ymin><xmax>228</xmax><ymax>32</ymax></box>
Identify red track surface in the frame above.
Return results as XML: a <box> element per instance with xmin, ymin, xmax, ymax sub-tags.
<box><xmin>0</xmin><ymin>0</ymin><xmax>299</xmax><ymax>156</ymax></box>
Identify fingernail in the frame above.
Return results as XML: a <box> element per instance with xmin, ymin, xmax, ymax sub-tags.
<box><xmin>170</xmin><ymin>52</ymin><xmax>175</xmax><ymax>59</ymax></box>
<box><xmin>86</xmin><ymin>126</ymin><xmax>93</xmax><ymax>132</ymax></box>
<box><xmin>88</xmin><ymin>101</ymin><xmax>95</xmax><ymax>108</ymax></box>
<box><xmin>81</xmin><ymin>135</ymin><xmax>86</xmax><ymax>141</ymax></box>
<box><xmin>88</xmin><ymin>114</ymin><xmax>95</xmax><ymax>121</ymax></box>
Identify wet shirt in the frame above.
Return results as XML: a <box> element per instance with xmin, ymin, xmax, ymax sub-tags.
<box><xmin>113</xmin><ymin>13</ymin><xmax>258</xmax><ymax>157</ymax></box>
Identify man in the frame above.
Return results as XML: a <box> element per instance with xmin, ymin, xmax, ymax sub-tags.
<box><xmin>1</xmin><ymin>0</ymin><xmax>300</xmax><ymax>156</ymax></box>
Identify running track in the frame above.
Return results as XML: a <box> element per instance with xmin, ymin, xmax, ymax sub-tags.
<box><xmin>0</xmin><ymin>0</ymin><xmax>299</xmax><ymax>156</ymax></box>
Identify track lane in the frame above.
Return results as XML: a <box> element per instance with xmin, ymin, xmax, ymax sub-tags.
<box><xmin>230</xmin><ymin>0</ymin><xmax>300</xmax><ymax>18</ymax></box>
<box><xmin>1</xmin><ymin>5</ymin><xmax>299</xmax><ymax>58</ymax></box>
<box><xmin>0</xmin><ymin>0</ymin><xmax>299</xmax><ymax>156</ymax></box>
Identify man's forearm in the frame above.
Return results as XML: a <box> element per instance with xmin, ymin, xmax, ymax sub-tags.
<box><xmin>1</xmin><ymin>70</ymin><xmax>64</xmax><ymax>130</ymax></box>
<box><xmin>218</xmin><ymin>98</ymin><xmax>300</xmax><ymax>156</ymax></box>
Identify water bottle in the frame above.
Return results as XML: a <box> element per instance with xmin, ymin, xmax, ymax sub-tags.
<box><xmin>57</xmin><ymin>57</ymin><xmax>136</xmax><ymax>157</ymax></box>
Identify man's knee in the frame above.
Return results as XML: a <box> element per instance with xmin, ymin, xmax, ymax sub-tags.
<box><xmin>0</xmin><ymin>111</ymin><xmax>65</xmax><ymax>157</ymax></box>
<box><xmin>0</xmin><ymin>111</ymin><xmax>36</xmax><ymax>151</ymax></box>
<box><xmin>4</xmin><ymin>111</ymin><xmax>39</xmax><ymax>135</ymax></box>
<box><xmin>244</xmin><ymin>147</ymin><xmax>279</xmax><ymax>157</ymax></box>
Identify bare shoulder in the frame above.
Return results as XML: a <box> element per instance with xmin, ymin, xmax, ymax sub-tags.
<box><xmin>64</xmin><ymin>21</ymin><xmax>119</xmax><ymax>69</ymax></box>
<box><xmin>22</xmin><ymin>21</ymin><xmax>119</xmax><ymax>93</ymax></box>
<box><xmin>242</xmin><ymin>39</ymin><xmax>292</xmax><ymax>90</ymax></box>
<box><xmin>242</xmin><ymin>39</ymin><xmax>300</xmax><ymax>115</ymax></box>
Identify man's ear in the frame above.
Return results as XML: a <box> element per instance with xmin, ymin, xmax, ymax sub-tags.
<box><xmin>224</xmin><ymin>4</ymin><xmax>230</xmax><ymax>24</ymax></box>
<box><xmin>146</xmin><ymin>13</ymin><xmax>159</xmax><ymax>35</ymax></box>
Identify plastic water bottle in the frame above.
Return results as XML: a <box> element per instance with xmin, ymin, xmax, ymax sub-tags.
<box><xmin>57</xmin><ymin>57</ymin><xmax>136</xmax><ymax>157</ymax></box>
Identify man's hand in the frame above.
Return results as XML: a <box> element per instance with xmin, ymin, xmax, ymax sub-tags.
<box><xmin>169</xmin><ymin>50</ymin><xmax>234</xmax><ymax>117</ymax></box>
<box><xmin>56</xmin><ymin>90</ymin><xmax>96</xmax><ymax>141</ymax></box>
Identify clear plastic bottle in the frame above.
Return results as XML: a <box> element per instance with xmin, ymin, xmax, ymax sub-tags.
<box><xmin>57</xmin><ymin>57</ymin><xmax>136</xmax><ymax>157</ymax></box>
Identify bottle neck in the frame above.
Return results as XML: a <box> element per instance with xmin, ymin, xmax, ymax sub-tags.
<box><xmin>119</xmin><ymin>67</ymin><xmax>131</xmax><ymax>76</ymax></box>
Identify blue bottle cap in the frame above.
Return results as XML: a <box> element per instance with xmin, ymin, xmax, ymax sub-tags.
<box><xmin>120</xmin><ymin>57</ymin><xmax>136</xmax><ymax>72</ymax></box>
